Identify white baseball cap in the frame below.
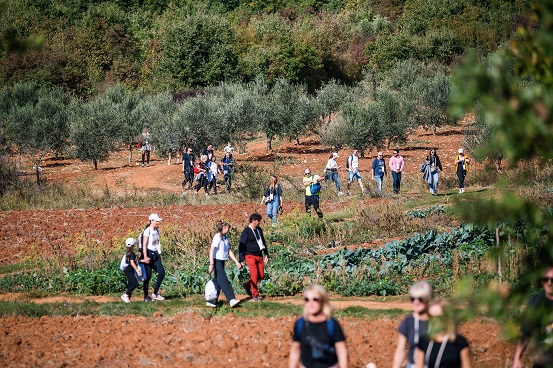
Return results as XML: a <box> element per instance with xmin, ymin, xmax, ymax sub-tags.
<box><xmin>332</xmin><ymin>152</ymin><xmax>339</xmax><ymax>157</ymax></box>
<box><xmin>149</xmin><ymin>213</ymin><xmax>162</xmax><ymax>221</ymax></box>
<box><xmin>125</xmin><ymin>237</ymin><xmax>136</xmax><ymax>247</ymax></box>
<box><xmin>458</xmin><ymin>148</ymin><xmax>464</xmax><ymax>154</ymax></box>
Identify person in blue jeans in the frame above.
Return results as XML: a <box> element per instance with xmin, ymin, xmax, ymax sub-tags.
<box><xmin>426</xmin><ymin>148</ymin><xmax>443</xmax><ymax>195</ymax></box>
<box><xmin>325</xmin><ymin>152</ymin><xmax>343</xmax><ymax>195</ymax></box>
<box><xmin>220</xmin><ymin>152</ymin><xmax>235</xmax><ymax>193</ymax></box>
<box><xmin>371</xmin><ymin>151</ymin><xmax>387</xmax><ymax>192</ymax></box>
<box><xmin>261</xmin><ymin>175</ymin><xmax>283</xmax><ymax>224</ymax></box>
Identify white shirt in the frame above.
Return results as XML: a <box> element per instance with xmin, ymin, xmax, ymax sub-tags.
<box><xmin>326</xmin><ymin>158</ymin><xmax>338</xmax><ymax>171</ymax></box>
<box><xmin>143</xmin><ymin>226</ymin><xmax>161</xmax><ymax>253</ymax></box>
<box><xmin>211</xmin><ymin>233</ymin><xmax>230</xmax><ymax>261</ymax></box>
<box><xmin>350</xmin><ymin>155</ymin><xmax>359</xmax><ymax>170</ymax></box>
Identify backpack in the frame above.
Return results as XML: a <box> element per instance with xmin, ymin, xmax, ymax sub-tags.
<box><xmin>309</xmin><ymin>175</ymin><xmax>322</xmax><ymax>195</ymax></box>
<box><xmin>295</xmin><ymin>317</ymin><xmax>336</xmax><ymax>341</ymax></box>
<box><xmin>119</xmin><ymin>254</ymin><xmax>129</xmax><ymax>271</ymax></box>
<box><xmin>345</xmin><ymin>155</ymin><xmax>352</xmax><ymax>169</ymax></box>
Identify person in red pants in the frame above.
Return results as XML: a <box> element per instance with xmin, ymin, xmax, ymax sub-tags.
<box><xmin>239</xmin><ymin>213</ymin><xmax>269</xmax><ymax>302</ymax></box>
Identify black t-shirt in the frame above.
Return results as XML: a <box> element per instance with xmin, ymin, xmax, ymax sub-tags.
<box><xmin>416</xmin><ymin>335</ymin><xmax>469</xmax><ymax>368</ymax></box>
<box><xmin>521</xmin><ymin>291</ymin><xmax>553</xmax><ymax>365</ymax></box>
<box><xmin>126</xmin><ymin>252</ymin><xmax>137</xmax><ymax>267</ymax></box>
<box><xmin>238</xmin><ymin>227</ymin><xmax>268</xmax><ymax>262</ymax></box>
<box><xmin>293</xmin><ymin>318</ymin><xmax>346</xmax><ymax>368</ymax></box>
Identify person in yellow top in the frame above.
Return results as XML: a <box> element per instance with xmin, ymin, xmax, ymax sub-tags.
<box><xmin>302</xmin><ymin>168</ymin><xmax>325</xmax><ymax>218</ymax></box>
<box><xmin>454</xmin><ymin>148</ymin><xmax>469</xmax><ymax>194</ymax></box>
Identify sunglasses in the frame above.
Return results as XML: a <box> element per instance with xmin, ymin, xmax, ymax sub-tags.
<box><xmin>542</xmin><ymin>277</ymin><xmax>553</xmax><ymax>284</ymax></box>
<box><xmin>303</xmin><ymin>296</ymin><xmax>320</xmax><ymax>303</ymax></box>
<box><xmin>409</xmin><ymin>296</ymin><xmax>429</xmax><ymax>303</ymax></box>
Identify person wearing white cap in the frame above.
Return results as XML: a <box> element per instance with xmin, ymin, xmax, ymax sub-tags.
<box><xmin>325</xmin><ymin>152</ymin><xmax>343</xmax><ymax>195</ymax></box>
<box><xmin>141</xmin><ymin>213</ymin><xmax>165</xmax><ymax>301</ymax></box>
<box><xmin>120</xmin><ymin>237</ymin><xmax>141</xmax><ymax>303</ymax></box>
<box><xmin>454</xmin><ymin>148</ymin><xmax>469</xmax><ymax>194</ymax></box>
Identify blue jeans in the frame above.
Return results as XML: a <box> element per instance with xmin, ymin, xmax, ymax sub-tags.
<box><xmin>266</xmin><ymin>196</ymin><xmax>279</xmax><ymax>224</ymax></box>
<box><xmin>327</xmin><ymin>171</ymin><xmax>341</xmax><ymax>192</ymax></box>
<box><xmin>429</xmin><ymin>172</ymin><xmax>439</xmax><ymax>192</ymax></box>
<box><xmin>375</xmin><ymin>175</ymin><xmax>383</xmax><ymax>192</ymax></box>
<box><xmin>391</xmin><ymin>171</ymin><xmax>401</xmax><ymax>193</ymax></box>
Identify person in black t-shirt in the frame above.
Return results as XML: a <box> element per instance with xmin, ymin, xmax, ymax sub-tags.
<box><xmin>239</xmin><ymin>213</ymin><xmax>269</xmax><ymax>302</ymax></box>
<box><xmin>289</xmin><ymin>284</ymin><xmax>348</xmax><ymax>368</ymax></box>
<box><xmin>182</xmin><ymin>147</ymin><xmax>195</xmax><ymax>190</ymax></box>
<box><xmin>414</xmin><ymin>300</ymin><xmax>472</xmax><ymax>368</ymax></box>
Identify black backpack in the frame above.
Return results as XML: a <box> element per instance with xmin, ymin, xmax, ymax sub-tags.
<box><xmin>345</xmin><ymin>155</ymin><xmax>353</xmax><ymax>169</ymax></box>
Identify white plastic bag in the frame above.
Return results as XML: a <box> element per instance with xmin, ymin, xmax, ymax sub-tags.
<box><xmin>119</xmin><ymin>254</ymin><xmax>128</xmax><ymax>271</ymax></box>
<box><xmin>204</xmin><ymin>280</ymin><xmax>218</xmax><ymax>301</ymax></box>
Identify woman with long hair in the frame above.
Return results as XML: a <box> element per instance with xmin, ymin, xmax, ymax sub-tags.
<box><xmin>289</xmin><ymin>284</ymin><xmax>348</xmax><ymax>368</ymax></box>
<box><xmin>207</xmin><ymin>220</ymin><xmax>241</xmax><ymax>308</ymax></box>
<box><xmin>262</xmin><ymin>175</ymin><xmax>283</xmax><ymax>224</ymax></box>
<box><xmin>392</xmin><ymin>281</ymin><xmax>433</xmax><ymax>368</ymax></box>
<box><xmin>120</xmin><ymin>237</ymin><xmax>142</xmax><ymax>303</ymax></box>
<box><xmin>141</xmin><ymin>213</ymin><xmax>165</xmax><ymax>302</ymax></box>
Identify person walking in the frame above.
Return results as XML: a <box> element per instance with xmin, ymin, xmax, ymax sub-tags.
<box><xmin>392</xmin><ymin>281</ymin><xmax>433</xmax><ymax>368</ymax></box>
<box><xmin>141</xmin><ymin>213</ymin><xmax>165</xmax><ymax>302</ymax></box>
<box><xmin>414</xmin><ymin>300</ymin><xmax>472</xmax><ymax>368</ymax></box>
<box><xmin>303</xmin><ymin>168</ymin><xmax>325</xmax><ymax>218</ymax></box>
<box><xmin>224</xmin><ymin>141</ymin><xmax>234</xmax><ymax>157</ymax></box>
<box><xmin>325</xmin><ymin>152</ymin><xmax>343</xmax><ymax>195</ymax></box>
<box><xmin>182</xmin><ymin>147</ymin><xmax>195</xmax><ymax>191</ymax></box>
<box><xmin>424</xmin><ymin>148</ymin><xmax>443</xmax><ymax>196</ymax></box>
<box><xmin>194</xmin><ymin>155</ymin><xmax>210</xmax><ymax>196</ymax></box>
<box><xmin>389</xmin><ymin>149</ymin><xmax>405</xmax><ymax>194</ymax></box>
<box><xmin>207</xmin><ymin>155</ymin><xmax>218</xmax><ymax>195</ymax></box>
<box><xmin>512</xmin><ymin>266</ymin><xmax>553</xmax><ymax>368</ymax></box>
<box><xmin>288</xmin><ymin>284</ymin><xmax>348</xmax><ymax>368</ymax></box>
<box><xmin>220</xmin><ymin>152</ymin><xmax>235</xmax><ymax>193</ymax></box>
<box><xmin>346</xmin><ymin>149</ymin><xmax>365</xmax><ymax>195</ymax></box>
<box><xmin>206</xmin><ymin>221</ymin><xmax>241</xmax><ymax>308</ymax></box>
<box><xmin>454</xmin><ymin>148</ymin><xmax>469</xmax><ymax>194</ymax></box>
<box><xmin>202</xmin><ymin>144</ymin><xmax>214</xmax><ymax>161</ymax></box>
<box><xmin>371</xmin><ymin>151</ymin><xmax>387</xmax><ymax>193</ymax></box>
<box><xmin>120</xmin><ymin>237</ymin><xmax>142</xmax><ymax>304</ymax></box>
<box><xmin>141</xmin><ymin>141</ymin><xmax>152</xmax><ymax>167</ymax></box>
<box><xmin>239</xmin><ymin>213</ymin><xmax>269</xmax><ymax>302</ymax></box>
<box><xmin>262</xmin><ymin>175</ymin><xmax>283</xmax><ymax>225</ymax></box>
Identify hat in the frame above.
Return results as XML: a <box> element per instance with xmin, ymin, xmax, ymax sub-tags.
<box><xmin>458</xmin><ymin>148</ymin><xmax>464</xmax><ymax>154</ymax></box>
<box><xmin>332</xmin><ymin>152</ymin><xmax>339</xmax><ymax>158</ymax></box>
<box><xmin>149</xmin><ymin>213</ymin><xmax>162</xmax><ymax>221</ymax></box>
<box><xmin>125</xmin><ymin>237</ymin><xmax>136</xmax><ymax>247</ymax></box>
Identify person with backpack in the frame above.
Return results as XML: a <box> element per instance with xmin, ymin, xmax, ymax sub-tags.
<box><xmin>392</xmin><ymin>281</ymin><xmax>433</xmax><ymax>368</ymax></box>
<box><xmin>424</xmin><ymin>148</ymin><xmax>443</xmax><ymax>196</ymax></box>
<box><xmin>261</xmin><ymin>175</ymin><xmax>283</xmax><ymax>225</ymax></box>
<box><xmin>141</xmin><ymin>213</ymin><xmax>165</xmax><ymax>302</ymax></box>
<box><xmin>303</xmin><ymin>168</ymin><xmax>325</xmax><ymax>218</ymax></box>
<box><xmin>220</xmin><ymin>152</ymin><xmax>235</xmax><ymax>193</ymax></box>
<box><xmin>239</xmin><ymin>213</ymin><xmax>269</xmax><ymax>302</ymax></box>
<box><xmin>120</xmin><ymin>237</ymin><xmax>142</xmax><ymax>304</ymax></box>
<box><xmin>288</xmin><ymin>284</ymin><xmax>348</xmax><ymax>368</ymax></box>
<box><xmin>346</xmin><ymin>149</ymin><xmax>365</xmax><ymax>196</ymax></box>
<box><xmin>371</xmin><ymin>151</ymin><xmax>387</xmax><ymax>193</ymax></box>
<box><xmin>454</xmin><ymin>148</ymin><xmax>469</xmax><ymax>194</ymax></box>
<box><xmin>194</xmin><ymin>155</ymin><xmax>210</xmax><ymax>196</ymax></box>
<box><xmin>141</xmin><ymin>141</ymin><xmax>152</xmax><ymax>167</ymax></box>
<box><xmin>325</xmin><ymin>152</ymin><xmax>344</xmax><ymax>196</ymax></box>
<box><xmin>181</xmin><ymin>147</ymin><xmax>195</xmax><ymax>191</ymax></box>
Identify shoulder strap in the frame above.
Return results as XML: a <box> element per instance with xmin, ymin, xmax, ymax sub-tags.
<box><xmin>294</xmin><ymin>317</ymin><xmax>335</xmax><ymax>342</ymax></box>
<box><xmin>295</xmin><ymin>317</ymin><xmax>305</xmax><ymax>337</ymax></box>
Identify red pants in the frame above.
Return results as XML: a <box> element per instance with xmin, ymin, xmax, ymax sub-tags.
<box><xmin>245</xmin><ymin>254</ymin><xmax>264</xmax><ymax>297</ymax></box>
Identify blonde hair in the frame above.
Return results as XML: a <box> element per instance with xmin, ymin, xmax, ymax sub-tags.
<box><xmin>428</xmin><ymin>299</ymin><xmax>458</xmax><ymax>341</ymax></box>
<box><xmin>409</xmin><ymin>280</ymin><xmax>433</xmax><ymax>301</ymax></box>
<box><xmin>302</xmin><ymin>284</ymin><xmax>333</xmax><ymax>320</ymax></box>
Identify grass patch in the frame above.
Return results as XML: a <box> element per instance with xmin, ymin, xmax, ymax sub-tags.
<box><xmin>0</xmin><ymin>263</ymin><xmax>25</xmax><ymax>275</ymax></box>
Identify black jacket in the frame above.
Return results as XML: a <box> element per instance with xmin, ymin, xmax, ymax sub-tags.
<box><xmin>238</xmin><ymin>226</ymin><xmax>269</xmax><ymax>262</ymax></box>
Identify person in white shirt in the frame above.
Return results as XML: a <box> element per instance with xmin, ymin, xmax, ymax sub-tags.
<box><xmin>141</xmin><ymin>213</ymin><xmax>165</xmax><ymax>302</ymax></box>
<box><xmin>325</xmin><ymin>152</ymin><xmax>343</xmax><ymax>196</ymax></box>
<box><xmin>224</xmin><ymin>141</ymin><xmax>234</xmax><ymax>157</ymax></box>
<box><xmin>208</xmin><ymin>155</ymin><xmax>219</xmax><ymax>195</ymax></box>
<box><xmin>346</xmin><ymin>149</ymin><xmax>365</xmax><ymax>195</ymax></box>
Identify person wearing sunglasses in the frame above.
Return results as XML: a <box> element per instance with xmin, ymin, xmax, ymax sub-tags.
<box><xmin>420</xmin><ymin>149</ymin><xmax>443</xmax><ymax>196</ymax></box>
<box><xmin>513</xmin><ymin>267</ymin><xmax>553</xmax><ymax>368</ymax></box>
<box><xmin>393</xmin><ymin>281</ymin><xmax>433</xmax><ymax>368</ymax></box>
<box><xmin>389</xmin><ymin>149</ymin><xmax>405</xmax><ymax>195</ymax></box>
<box><xmin>303</xmin><ymin>168</ymin><xmax>325</xmax><ymax>218</ymax></box>
<box><xmin>414</xmin><ymin>299</ymin><xmax>472</xmax><ymax>368</ymax></box>
<box><xmin>371</xmin><ymin>151</ymin><xmax>387</xmax><ymax>193</ymax></box>
<box><xmin>289</xmin><ymin>284</ymin><xmax>348</xmax><ymax>368</ymax></box>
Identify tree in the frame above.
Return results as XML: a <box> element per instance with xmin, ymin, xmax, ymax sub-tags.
<box><xmin>1</xmin><ymin>82</ymin><xmax>70</xmax><ymax>183</ymax></box>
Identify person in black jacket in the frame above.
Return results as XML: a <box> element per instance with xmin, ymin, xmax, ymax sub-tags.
<box><xmin>182</xmin><ymin>147</ymin><xmax>195</xmax><ymax>191</ymax></box>
<box><xmin>426</xmin><ymin>148</ymin><xmax>443</xmax><ymax>196</ymax></box>
<box><xmin>239</xmin><ymin>213</ymin><xmax>269</xmax><ymax>302</ymax></box>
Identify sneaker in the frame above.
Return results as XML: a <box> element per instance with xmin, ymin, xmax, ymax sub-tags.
<box><xmin>141</xmin><ymin>164</ymin><xmax>144</xmax><ymax>167</ymax></box>
<box><xmin>152</xmin><ymin>293</ymin><xmax>165</xmax><ymax>301</ymax></box>
<box><xmin>206</xmin><ymin>301</ymin><xmax>217</xmax><ymax>308</ymax></box>
<box><xmin>243</xmin><ymin>283</ymin><xmax>252</xmax><ymax>297</ymax></box>
<box><xmin>338</xmin><ymin>191</ymin><xmax>344</xmax><ymax>196</ymax></box>
<box><xmin>250</xmin><ymin>296</ymin><xmax>260</xmax><ymax>302</ymax></box>
<box><xmin>205</xmin><ymin>193</ymin><xmax>209</xmax><ymax>197</ymax></box>
<box><xmin>347</xmin><ymin>191</ymin><xmax>351</xmax><ymax>196</ymax></box>
<box><xmin>121</xmin><ymin>294</ymin><xmax>130</xmax><ymax>303</ymax></box>
<box><xmin>229</xmin><ymin>299</ymin><xmax>240</xmax><ymax>308</ymax></box>
<box><xmin>144</xmin><ymin>296</ymin><xmax>153</xmax><ymax>302</ymax></box>
<box><xmin>146</xmin><ymin>164</ymin><xmax>150</xmax><ymax>167</ymax></box>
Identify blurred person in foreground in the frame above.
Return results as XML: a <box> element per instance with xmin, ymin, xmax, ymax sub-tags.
<box><xmin>513</xmin><ymin>267</ymin><xmax>553</xmax><ymax>368</ymax></box>
<box><xmin>289</xmin><ymin>284</ymin><xmax>348</xmax><ymax>368</ymax></box>
<box><xmin>414</xmin><ymin>300</ymin><xmax>472</xmax><ymax>368</ymax></box>
<box><xmin>392</xmin><ymin>281</ymin><xmax>433</xmax><ymax>368</ymax></box>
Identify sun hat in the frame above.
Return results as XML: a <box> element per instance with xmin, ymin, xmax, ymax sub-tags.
<box><xmin>149</xmin><ymin>213</ymin><xmax>162</xmax><ymax>221</ymax></box>
<box><xmin>125</xmin><ymin>238</ymin><xmax>136</xmax><ymax>247</ymax></box>
<box><xmin>458</xmin><ymin>148</ymin><xmax>464</xmax><ymax>154</ymax></box>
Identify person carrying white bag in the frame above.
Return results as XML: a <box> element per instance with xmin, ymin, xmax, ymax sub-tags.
<box><xmin>206</xmin><ymin>220</ymin><xmax>242</xmax><ymax>308</ymax></box>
